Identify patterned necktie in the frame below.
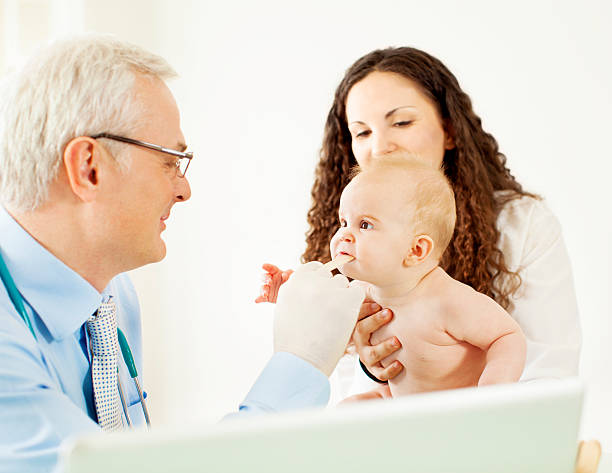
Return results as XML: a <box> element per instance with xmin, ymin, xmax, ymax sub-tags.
<box><xmin>87</xmin><ymin>298</ymin><xmax>123</xmax><ymax>432</ymax></box>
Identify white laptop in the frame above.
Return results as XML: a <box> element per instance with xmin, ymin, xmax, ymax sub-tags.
<box><xmin>61</xmin><ymin>377</ymin><xmax>584</xmax><ymax>473</ymax></box>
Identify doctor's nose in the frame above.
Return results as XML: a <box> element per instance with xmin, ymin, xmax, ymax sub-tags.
<box><xmin>371</xmin><ymin>132</ymin><xmax>397</xmax><ymax>158</ymax></box>
<box><xmin>175</xmin><ymin>176</ymin><xmax>192</xmax><ymax>202</ymax></box>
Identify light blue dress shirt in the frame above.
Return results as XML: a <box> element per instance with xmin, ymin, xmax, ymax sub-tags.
<box><xmin>0</xmin><ymin>207</ymin><xmax>329</xmax><ymax>472</ymax></box>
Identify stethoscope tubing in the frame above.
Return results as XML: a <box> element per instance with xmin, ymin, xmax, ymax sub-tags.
<box><xmin>0</xmin><ymin>250</ymin><xmax>150</xmax><ymax>428</ymax></box>
<box><xmin>0</xmin><ymin>250</ymin><xmax>37</xmax><ymax>339</ymax></box>
<box><xmin>117</xmin><ymin>373</ymin><xmax>133</xmax><ymax>427</ymax></box>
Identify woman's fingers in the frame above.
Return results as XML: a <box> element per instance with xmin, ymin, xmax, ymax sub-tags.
<box><xmin>361</xmin><ymin>336</ymin><xmax>401</xmax><ymax>366</ymax></box>
<box><xmin>370</xmin><ymin>359</ymin><xmax>404</xmax><ymax>382</ymax></box>
<box><xmin>358</xmin><ymin>301</ymin><xmax>382</xmax><ymax>321</ymax></box>
<box><xmin>353</xmin><ymin>308</ymin><xmax>393</xmax><ymax>345</ymax></box>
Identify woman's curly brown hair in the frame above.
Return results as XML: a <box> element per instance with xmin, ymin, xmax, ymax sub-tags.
<box><xmin>303</xmin><ymin>47</ymin><xmax>537</xmax><ymax>309</ymax></box>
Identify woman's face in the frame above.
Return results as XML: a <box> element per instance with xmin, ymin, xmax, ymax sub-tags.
<box><xmin>345</xmin><ymin>71</ymin><xmax>454</xmax><ymax>168</ymax></box>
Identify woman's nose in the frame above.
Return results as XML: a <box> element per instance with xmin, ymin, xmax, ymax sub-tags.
<box><xmin>371</xmin><ymin>131</ymin><xmax>397</xmax><ymax>157</ymax></box>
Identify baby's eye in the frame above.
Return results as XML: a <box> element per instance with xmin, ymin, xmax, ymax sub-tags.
<box><xmin>360</xmin><ymin>220</ymin><xmax>373</xmax><ymax>230</ymax></box>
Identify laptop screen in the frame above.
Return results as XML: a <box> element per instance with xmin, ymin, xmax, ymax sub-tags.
<box><xmin>61</xmin><ymin>377</ymin><xmax>584</xmax><ymax>473</ymax></box>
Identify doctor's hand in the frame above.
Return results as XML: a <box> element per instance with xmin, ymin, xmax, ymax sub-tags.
<box><xmin>274</xmin><ymin>262</ymin><xmax>366</xmax><ymax>377</ymax></box>
<box><xmin>353</xmin><ymin>303</ymin><xmax>404</xmax><ymax>382</ymax></box>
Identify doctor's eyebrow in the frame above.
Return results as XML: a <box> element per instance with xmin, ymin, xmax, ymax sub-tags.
<box><xmin>349</xmin><ymin>105</ymin><xmax>417</xmax><ymax>125</ymax></box>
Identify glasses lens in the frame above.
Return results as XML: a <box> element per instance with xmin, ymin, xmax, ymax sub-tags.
<box><xmin>178</xmin><ymin>157</ymin><xmax>190</xmax><ymax>177</ymax></box>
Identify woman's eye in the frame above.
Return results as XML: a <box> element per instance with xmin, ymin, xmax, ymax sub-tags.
<box><xmin>360</xmin><ymin>221</ymin><xmax>373</xmax><ymax>230</ymax></box>
<box><xmin>394</xmin><ymin>120</ymin><xmax>412</xmax><ymax>127</ymax></box>
<box><xmin>355</xmin><ymin>130</ymin><xmax>371</xmax><ymax>138</ymax></box>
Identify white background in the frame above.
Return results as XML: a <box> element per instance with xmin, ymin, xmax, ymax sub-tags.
<box><xmin>2</xmin><ymin>0</ymin><xmax>610</xmax><ymax>446</ymax></box>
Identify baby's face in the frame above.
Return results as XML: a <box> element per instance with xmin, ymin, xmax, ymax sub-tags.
<box><xmin>329</xmin><ymin>171</ymin><xmax>414</xmax><ymax>286</ymax></box>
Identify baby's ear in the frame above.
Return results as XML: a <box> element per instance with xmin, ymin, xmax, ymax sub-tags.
<box><xmin>403</xmin><ymin>235</ymin><xmax>435</xmax><ymax>267</ymax></box>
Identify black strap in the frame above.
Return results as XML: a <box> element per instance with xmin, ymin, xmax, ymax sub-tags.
<box><xmin>359</xmin><ymin>358</ymin><xmax>388</xmax><ymax>384</ymax></box>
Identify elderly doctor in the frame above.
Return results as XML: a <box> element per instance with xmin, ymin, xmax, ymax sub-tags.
<box><xmin>0</xmin><ymin>35</ymin><xmax>366</xmax><ymax>471</ymax></box>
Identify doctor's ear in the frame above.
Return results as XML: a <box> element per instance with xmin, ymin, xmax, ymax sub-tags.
<box><xmin>403</xmin><ymin>235</ymin><xmax>435</xmax><ymax>267</ymax></box>
<box><xmin>63</xmin><ymin>137</ymin><xmax>104</xmax><ymax>202</ymax></box>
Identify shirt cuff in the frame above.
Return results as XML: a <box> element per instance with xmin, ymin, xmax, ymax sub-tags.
<box><xmin>238</xmin><ymin>352</ymin><xmax>330</xmax><ymax>414</ymax></box>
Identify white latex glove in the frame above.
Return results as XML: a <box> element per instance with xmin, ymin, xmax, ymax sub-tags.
<box><xmin>273</xmin><ymin>261</ymin><xmax>366</xmax><ymax>376</ymax></box>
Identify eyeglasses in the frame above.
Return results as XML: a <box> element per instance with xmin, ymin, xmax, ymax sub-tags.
<box><xmin>90</xmin><ymin>133</ymin><xmax>193</xmax><ymax>178</ymax></box>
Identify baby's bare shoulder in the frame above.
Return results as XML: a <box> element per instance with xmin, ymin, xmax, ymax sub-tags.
<box><xmin>420</xmin><ymin>268</ymin><xmax>472</xmax><ymax>300</ymax></box>
<box><xmin>423</xmin><ymin>269</ymin><xmax>504</xmax><ymax>316</ymax></box>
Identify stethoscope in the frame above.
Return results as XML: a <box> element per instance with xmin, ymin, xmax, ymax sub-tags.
<box><xmin>0</xmin><ymin>250</ymin><xmax>150</xmax><ymax>429</ymax></box>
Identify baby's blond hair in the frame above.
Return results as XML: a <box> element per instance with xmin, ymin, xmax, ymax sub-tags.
<box><xmin>351</xmin><ymin>157</ymin><xmax>456</xmax><ymax>260</ymax></box>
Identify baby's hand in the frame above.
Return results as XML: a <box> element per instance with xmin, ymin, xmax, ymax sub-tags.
<box><xmin>255</xmin><ymin>263</ymin><xmax>294</xmax><ymax>303</ymax></box>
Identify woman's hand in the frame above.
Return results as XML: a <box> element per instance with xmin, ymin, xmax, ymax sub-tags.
<box><xmin>354</xmin><ymin>301</ymin><xmax>404</xmax><ymax>382</ymax></box>
<box><xmin>255</xmin><ymin>263</ymin><xmax>294</xmax><ymax>303</ymax></box>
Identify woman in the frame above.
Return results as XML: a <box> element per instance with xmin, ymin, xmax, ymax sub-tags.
<box><xmin>303</xmin><ymin>47</ymin><xmax>581</xmax><ymax>396</ymax></box>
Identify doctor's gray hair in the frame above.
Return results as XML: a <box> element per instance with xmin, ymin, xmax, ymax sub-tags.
<box><xmin>0</xmin><ymin>34</ymin><xmax>177</xmax><ymax>212</ymax></box>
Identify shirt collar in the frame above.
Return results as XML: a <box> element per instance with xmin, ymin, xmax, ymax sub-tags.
<box><xmin>0</xmin><ymin>207</ymin><xmax>105</xmax><ymax>340</ymax></box>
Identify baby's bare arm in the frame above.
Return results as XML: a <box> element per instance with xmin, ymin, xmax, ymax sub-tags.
<box><xmin>341</xmin><ymin>384</ymin><xmax>392</xmax><ymax>403</ymax></box>
<box><xmin>444</xmin><ymin>287</ymin><xmax>526</xmax><ymax>385</ymax></box>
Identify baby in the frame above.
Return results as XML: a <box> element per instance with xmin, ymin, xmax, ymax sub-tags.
<box><xmin>258</xmin><ymin>158</ymin><xmax>526</xmax><ymax>400</ymax></box>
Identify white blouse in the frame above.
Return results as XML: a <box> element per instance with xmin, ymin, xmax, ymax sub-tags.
<box><xmin>329</xmin><ymin>194</ymin><xmax>582</xmax><ymax>404</ymax></box>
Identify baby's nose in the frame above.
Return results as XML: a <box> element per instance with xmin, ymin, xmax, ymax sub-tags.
<box><xmin>340</xmin><ymin>229</ymin><xmax>355</xmax><ymax>243</ymax></box>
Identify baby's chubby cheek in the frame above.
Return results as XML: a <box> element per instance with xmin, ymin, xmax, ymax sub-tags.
<box><xmin>329</xmin><ymin>233</ymin><xmax>341</xmax><ymax>256</ymax></box>
<box><xmin>336</xmin><ymin>252</ymin><xmax>377</xmax><ymax>281</ymax></box>
<box><xmin>337</xmin><ymin>262</ymin><xmax>361</xmax><ymax>281</ymax></box>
